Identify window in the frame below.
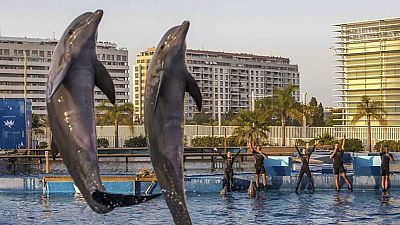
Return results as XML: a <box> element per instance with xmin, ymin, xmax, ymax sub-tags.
<box><xmin>117</xmin><ymin>55</ymin><xmax>121</xmax><ymax>61</ymax></box>
<box><xmin>39</xmin><ymin>51</ymin><xmax>44</xmax><ymax>57</ymax></box>
<box><xmin>4</xmin><ymin>49</ymin><xmax>9</xmax><ymax>55</ymax></box>
<box><xmin>122</xmin><ymin>56</ymin><xmax>127</xmax><ymax>61</ymax></box>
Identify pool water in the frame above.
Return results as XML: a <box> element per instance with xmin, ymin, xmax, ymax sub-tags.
<box><xmin>0</xmin><ymin>191</ymin><xmax>399</xmax><ymax>225</ymax></box>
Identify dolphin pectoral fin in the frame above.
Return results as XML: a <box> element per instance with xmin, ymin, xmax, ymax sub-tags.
<box><xmin>186</xmin><ymin>72</ymin><xmax>202</xmax><ymax>111</ymax></box>
<box><xmin>95</xmin><ymin>60</ymin><xmax>116</xmax><ymax>104</ymax></box>
<box><xmin>48</xmin><ymin>61</ymin><xmax>72</xmax><ymax>100</ymax></box>
<box><xmin>92</xmin><ymin>190</ymin><xmax>162</xmax><ymax>207</ymax></box>
<box><xmin>51</xmin><ymin>138</ymin><xmax>59</xmax><ymax>161</ymax></box>
<box><xmin>154</xmin><ymin>71</ymin><xmax>165</xmax><ymax>112</ymax></box>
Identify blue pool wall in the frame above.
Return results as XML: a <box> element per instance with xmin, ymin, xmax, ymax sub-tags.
<box><xmin>0</xmin><ymin>173</ymin><xmax>399</xmax><ymax>194</ymax></box>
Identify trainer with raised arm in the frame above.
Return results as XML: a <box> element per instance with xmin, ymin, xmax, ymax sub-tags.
<box><xmin>330</xmin><ymin>134</ymin><xmax>352</xmax><ymax>192</ymax></box>
<box><xmin>295</xmin><ymin>140</ymin><xmax>319</xmax><ymax>194</ymax></box>
<box><xmin>214</xmin><ymin>148</ymin><xmax>242</xmax><ymax>192</ymax></box>
<box><xmin>250</xmin><ymin>143</ymin><xmax>268</xmax><ymax>191</ymax></box>
<box><xmin>380</xmin><ymin>144</ymin><xmax>394</xmax><ymax>192</ymax></box>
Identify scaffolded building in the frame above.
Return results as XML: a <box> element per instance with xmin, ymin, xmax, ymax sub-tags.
<box><xmin>334</xmin><ymin>18</ymin><xmax>400</xmax><ymax>126</ymax></box>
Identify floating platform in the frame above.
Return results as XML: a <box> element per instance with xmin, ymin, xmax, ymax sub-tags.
<box><xmin>0</xmin><ymin>173</ymin><xmax>399</xmax><ymax>194</ymax></box>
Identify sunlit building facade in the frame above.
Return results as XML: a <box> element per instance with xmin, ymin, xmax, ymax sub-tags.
<box><xmin>133</xmin><ymin>48</ymin><xmax>300</xmax><ymax>121</ymax></box>
<box><xmin>334</xmin><ymin>18</ymin><xmax>400</xmax><ymax>126</ymax></box>
<box><xmin>0</xmin><ymin>36</ymin><xmax>129</xmax><ymax>115</ymax></box>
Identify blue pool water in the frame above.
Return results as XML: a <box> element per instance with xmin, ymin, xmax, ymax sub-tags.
<box><xmin>0</xmin><ymin>191</ymin><xmax>399</xmax><ymax>225</ymax></box>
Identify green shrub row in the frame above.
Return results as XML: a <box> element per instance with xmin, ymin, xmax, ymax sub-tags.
<box><xmin>192</xmin><ymin>136</ymin><xmax>246</xmax><ymax>147</ymax></box>
<box><xmin>296</xmin><ymin>133</ymin><xmax>364</xmax><ymax>152</ymax></box>
<box><xmin>374</xmin><ymin>140</ymin><xmax>400</xmax><ymax>152</ymax></box>
<box><xmin>124</xmin><ymin>135</ymin><xmax>147</xmax><ymax>147</ymax></box>
<box><xmin>96</xmin><ymin>138</ymin><xmax>110</xmax><ymax>148</ymax></box>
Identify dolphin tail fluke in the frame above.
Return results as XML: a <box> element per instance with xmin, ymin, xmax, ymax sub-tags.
<box><xmin>185</xmin><ymin>72</ymin><xmax>202</xmax><ymax>111</ymax></box>
<box><xmin>95</xmin><ymin>60</ymin><xmax>116</xmax><ymax>104</ymax></box>
<box><xmin>92</xmin><ymin>190</ymin><xmax>162</xmax><ymax>207</ymax></box>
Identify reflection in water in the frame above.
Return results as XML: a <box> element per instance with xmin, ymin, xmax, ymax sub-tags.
<box><xmin>380</xmin><ymin>191</ymin><xmax>391</xmax><ymax>205</ymax></box>
<box><xmin>41</xmin><ymin>194</ymin><xmax>52</xmax><ymax>220</ymax></box>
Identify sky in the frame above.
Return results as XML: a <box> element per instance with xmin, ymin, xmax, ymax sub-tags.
<box><xmin>1</xmin><ymin>0</ymin><xmax>400</xmax><ymax>106</ymax></box>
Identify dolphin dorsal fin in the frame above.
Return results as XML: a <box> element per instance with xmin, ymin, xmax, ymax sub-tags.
<box><xmin>186</xmin><ymin>72</ymin><xmax>202</xmax><ymax>111</ymax></box>
<box><xmin>95</xmin><ymin>60</ymin><xmax>116</xmax><ymax>104</ymax></box>
<box><xmin>154</xmin><ymin>70</ymin><xmax>165</xmax><ymax>112</ymax></box>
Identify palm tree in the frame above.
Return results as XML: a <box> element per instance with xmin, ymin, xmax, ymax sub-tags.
<box><xmin>32</xmin><ymin>114</ymin><xmax>49</xmax><ymax>135</ymax></box>
<box><xmin>232</xmin><ymin>109</ymin><xmax>269</xmax><ymax>152</ymax></box>
<box><xmin>96</xmin><ymin>102</ymin><xmax>134</xmax><ymax>147</ymax></box>
<box><xmin>260</xmin><ymin>85</ymin><xmax>302</xmax><ymax>146</ymax></box>
<box><xmin>351</xmin><ymin>95</ymin><xmax>386</xmax><ymax>151</ymax></box>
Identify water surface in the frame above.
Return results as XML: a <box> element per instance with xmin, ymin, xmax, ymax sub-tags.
<box><xmin>0</xmin><ymin>191</ymin><xmax>399</xmax><ymax>225</ymax></box>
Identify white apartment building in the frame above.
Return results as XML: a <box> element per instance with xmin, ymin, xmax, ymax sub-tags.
<box><xmin>133</xmin><ymin>48</ymin><xmax>300</xmax><ymax>121</ymax></box>
<box><xmin>0</xmin><ymin>36</ymin><xmax>130</xmax><ymax>115</ymax></box>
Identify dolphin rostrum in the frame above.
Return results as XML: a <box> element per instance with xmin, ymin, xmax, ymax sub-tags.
<box><xmin>46</xmin><ymin>10</ymin><xmax>160</xmax><ymax>214</ymax></box>
<box><xmin>144</xmin><ymin>21</ymin><xmax>202</xmax><ymax>225</ymax></box>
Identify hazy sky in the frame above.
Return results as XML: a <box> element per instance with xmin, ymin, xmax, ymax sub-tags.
<box><xmin>1</xmin><ymin>0</ymin><xmax>400</xmax><ymax>106</ymax></box>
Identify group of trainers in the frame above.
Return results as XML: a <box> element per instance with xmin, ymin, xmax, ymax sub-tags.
<box><xmin>217</xmin><ymin>133</ymin><xmax>394</xmax><ymax>194</ymax></box>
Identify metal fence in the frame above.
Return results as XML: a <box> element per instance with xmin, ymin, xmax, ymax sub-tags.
<box><xmin>32</xmin><ymin>125</ymin><xmax>400</xmax><ymax>148</ymax></box>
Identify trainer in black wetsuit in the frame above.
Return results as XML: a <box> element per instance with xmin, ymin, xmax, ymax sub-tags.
<box><xmin>215</xmin><ymin>149</ymin><xmax>242</xmax><ymax>192</ymax></box>
<box><xmin>380</xmin><ymin>145</ymin><xmax>394</xmax><ymax>192</ymax></box>
<box><xmin>251</xmin><ymin>145</ymin><xmax>267</xmax><ymax>191</ymax></box>
<box><xmin>295</xmin><ymin>141</ymin><xmax>318</xmax><ymax>194</ymax></box>
<box><xmin>330</xmin><ymin>134</ymin><xmax>352</xmax><ymax>191</ymax></box>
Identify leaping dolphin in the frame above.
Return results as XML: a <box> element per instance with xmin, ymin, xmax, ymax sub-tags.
<box><xmin>144</xmin><ymin>21</ymin><xmax>202</xmax><ymax>225</ymax></box>
<box><xmin>46</xmin><ymin>10</ymin><xmax>160</xmax><ymax>214</ymax></box>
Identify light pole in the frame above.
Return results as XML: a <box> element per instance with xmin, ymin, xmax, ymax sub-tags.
<box><xmin>251</xmin><ymin>91</ymin><xmax>272</xmax><ymax>111</ymax></box>
<box><xmin>302</xmin><ymin>93</ymin><xmax>307</xmax><ymax>139</ymax></box>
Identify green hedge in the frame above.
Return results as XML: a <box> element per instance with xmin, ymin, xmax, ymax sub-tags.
<box><xmin>37</xmin><ymin>141</ymin><xmax>48</xmax><ymax>149</ymax></box>
<box><xmin>374</xmin><ymin>140</ymin><xmax>400</xmax><ymax>152</ymax></box>
<box><xmin>192</xmin><ymin>136</ymin><xmax>245</xmax><ymax>147</ymax></box>
<box><xmin>124</xmin><ymin>135</ymin><xmax>147</xmax><ymax>147</ymax></box>
<box><xmin>298</xmin><ymin>135</ymin><xmax>363</xmax><ymax>152</ymax></box>
<box><xmin>97</xmin><ymin>138</ymin><xmax>110</xmax><ymax>148</ymax></box>
<box><xmin>343</xmin><ymin>138</ymin><xmax>364</xmax><ymax>152</ymax></box>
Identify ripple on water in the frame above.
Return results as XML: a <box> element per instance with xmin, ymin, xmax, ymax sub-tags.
<box><xmin>0</xmin><ymin>191</ymin><xmax>399</xmax><ymax>224</ymax></box>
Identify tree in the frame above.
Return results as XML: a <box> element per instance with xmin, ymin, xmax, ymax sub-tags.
<box><xmin>260</xmin><ymin>85</ymin><xmax>302</xmax><ymax>146</ymax></box>
<box><xmin>325</xmin><ymin>108</ymin><xmax>342</xmax><ymax>126</ymax></box>
<box><xmin>303</xmin><ymin>97</ymin><xmax>325</xmax><ymax>127</ymax></box>
<box><xmin>32</xmin><ymin>113</ymin><xmax>48</xmax><ymax>135</ymax></box>
<box><xmin>96</xmin><ymin>102</ymin><xmax>134</xmax><ymax>148</ymax></box>
<box><xmin>351</xmin><ymin>95</ymin><xmax>386</xmax><ymax>152</ymax></box>
<box><xmin>189</xmin><ymin>112</ymin><xmax>213</xmax><ymax>125</ymax></box>
<box><xmin>232</xmin><ymin>109</ymin><xmax>269</xmax><ymax>151</ymax></box>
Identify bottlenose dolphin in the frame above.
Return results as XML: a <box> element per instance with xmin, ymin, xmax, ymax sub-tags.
<box><xmin>47</xmin><ymin>10</ymin><xmax>160</xmax><ymax>214</ymax></box>
<box><xmin>144</xmin><ymin>21</ymin><xmax>202</xmax><ymax>225</ymax></box>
